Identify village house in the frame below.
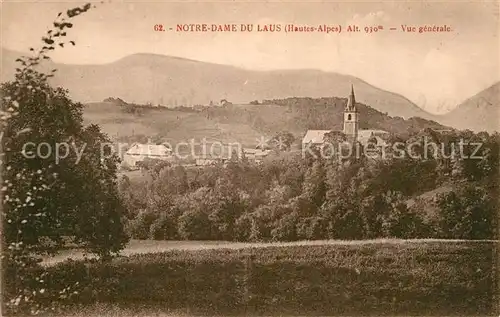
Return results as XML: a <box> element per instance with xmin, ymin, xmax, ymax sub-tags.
<box><xmin>195</xmin><ymin>144</ymin><xmax>241</xmax><ymax>166</ymax></box>
<box><xmin>123</xmin><ymin>143</ymin><xmax>173</xmax><ymax>168</ymax></box>
<box><xmin>194</xmin><ymin>145</ymin><xmax>272</xmax><ymax>166</ymax></box>
<box><xmin>242</xmin><ymin>148</ymin><xmax>272</xmax><ymax>164</ymax></box>
<box><xmin>195</xmin><ymin>157</ymin><xmax>224</xmax><ymax>166</ymax></box>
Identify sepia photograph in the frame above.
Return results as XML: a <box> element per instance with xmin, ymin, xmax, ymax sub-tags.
<box><xmin>0</xmin><ymin>0</ymin><xmax>499</xmax><ymax>316</ymax></box>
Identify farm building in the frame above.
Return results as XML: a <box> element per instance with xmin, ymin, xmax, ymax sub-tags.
<box><xmin>195</xmin><ymin>157</ymin><xmax>223</xmax><ymax>166</ymax></box>
<box><xmin>195</xmin><ymin>144</ymin><xmax>242</xmax><ymax>166</ymax></box>
<box><xmin>242</xmin><ymin>148</ymin><xmax>271</xmax><ymax>163</ymax></box>
<box><xmin>302</xmin><ymin>130</ymin><xmax>333</xmax><ymax>146</ymax></box>
<box><xmin>123</xmin><ymin>143</ymin><xmax>173</xmax><ymax>168</ymax></box>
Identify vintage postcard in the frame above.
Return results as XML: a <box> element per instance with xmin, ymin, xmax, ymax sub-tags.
<box><xmin>1</xmin><ymin>0</ymin><xmax>499</xmax><ymax>316</ymax></box>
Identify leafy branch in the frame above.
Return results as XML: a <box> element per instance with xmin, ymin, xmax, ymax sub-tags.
<box><xmin>11</xmin><ymin>3</ymin><xmax>95</xmax><ymax>87</ymax></box>
<box><xmin>2</xmin><ymin>2</ymin><xmax>96</xmax><ymax>137</ymax></box>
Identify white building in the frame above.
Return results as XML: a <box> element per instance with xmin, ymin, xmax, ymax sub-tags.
<box><xmin>243</xmin><ymin>148</ymin><xmax>271</xmax><ymax>163</ymax></box>
<box><xmin>123</xmin><ymin>143</ymin><xmax>173</xmax><ymax>168</ymax></box>
<box><xmin>302</xmin><ymin>130</ymin><xmax>334</xmax><ymax>146</ymax></box>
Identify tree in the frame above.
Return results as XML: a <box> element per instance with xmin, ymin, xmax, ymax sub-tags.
<box><xmin>1</xmin><ymin>82</ymin><xmax>128</xmax><ymax>258</ymax></box>
<box><xmin>69</xmin><ymin>124</ymin><xmax>129</xmax><ymax>258</ymax></box>
<box><xmin>174</xmin><ymin>187</ymin><xmax>215</xmax><ymax>240</ymax></box>
<box><xmin>149</xmin><ymin>211</ymin><xmax>177</xmax><ymax>240</ymax></box>
<box><xmin>208</xmin><ymin>180</ymin><xmax>249</xmax><ymax>240</ymax></box>
<box><xmin>1</xmin><ymin>4</ymin><xmax>128</xmax><ymax>254</ymax></box>
<box><xmin>155</xmin><ymin>165</ymin><xmax>189</xmax><ymax>195</ymax></box>
<box><xmin>301</xmin><ymin>160</ymin><xmax>326</xmax><ymax>212</ymax></box>
<box><xmin>235</xmin><ymin>213</ymin><xmax>253</xmax><ymax>241</ymax></box>
<box><xmin>296</xmin><ymin>216</ymin><xmax>326</xmax><ymax>240</ymax></box>
<box><xmin>323</xmin><ymin>130</ymin><xmax>346</xmax><ymax>145</ymax></box>
<box><xmin>1</xmin><ymin>3</ymin><xmax>128</xmax><ymax>314</ymax></box>
<box><xmin>126</xmin><ymin>209</ymin><xmax>158</xmax><ymax>240</ymax></box>
<box><xmin>384</xmin><ymin>201</ymin><xmax>429</xmax><ymax>238</ymax></box>
<box><xmin>178</xmin><ymin>209</ymin><xmax>212</xmax><ymax>240</ymax></box>
<box><xmin>271</xmin><ymin>212</ymin><xmax>299</xmax><ymax>241</ymax></box>
<box><xmin>270</xmin><ymin>131</ymin><xmax>295</xmax><ymax>151</ymax></box>
<box><xmin>360</xmin><ymin>194</ymin><xmax>389</xmax><ymax>238</ymax></box>
<box><xmin>321</xmin><ymin>197</ymin><xmax>364</xmax><ymax>240</ymax></box>
<box><xmin>437</xmin><ymin>185</ymin><xmax>496</xmax><ymax>239</ymax></box>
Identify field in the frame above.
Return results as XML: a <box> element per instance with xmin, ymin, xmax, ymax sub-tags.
<box><xmin>43</xmin><ymin>238</ymin><xmax>493</xmax><ymax>265</ymax></box>
<box><xmin>41</xmin><ymin>240</ymin><xmax>497</xmax><ymax>316</ymax></box>
<box><xmin>83</xmin><ymin>102</ymin><xmax>192</xmax><ymax>140</ymax></box>
<box><xmin>83</xmin><ymin>102</ymin><xmax>269</xmax><ymax>147</ymax></box>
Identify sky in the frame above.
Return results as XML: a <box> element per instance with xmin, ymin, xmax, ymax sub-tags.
<box><xmin>1</xmin><ymin>0</ymin><xmax>499</xmax><ymax>114</ymax></box>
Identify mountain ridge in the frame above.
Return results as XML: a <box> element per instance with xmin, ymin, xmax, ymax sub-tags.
<box><xmin>438</xmin><ymin>82</ymin><xmax>499</xmax><ymax>133</ymax></box>
<box><xmin>1</xmin><ymin>47</ymin><xmax>433</xmax><ymax>120</ymax></box>
<box><xmin>1</xmin><ymin>47</ymin><xmax>498</xmax><ymax>132</ymax></box>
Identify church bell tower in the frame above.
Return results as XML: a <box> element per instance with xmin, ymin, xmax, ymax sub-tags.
<box><xmin>343</xmin><ymin>84</ymin><xmax>359</xmax><ymax>143</ymax></box>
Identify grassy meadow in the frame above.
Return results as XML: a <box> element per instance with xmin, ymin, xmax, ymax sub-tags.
<box><xmin>83</xmin><ymin>102</ymin><xmax>269</xmax><ymax>147</ymax></box>
<box><xmin>41</xmin><ymin>240</ymin><xmax>497</xmax><ymax>316</ymax></box>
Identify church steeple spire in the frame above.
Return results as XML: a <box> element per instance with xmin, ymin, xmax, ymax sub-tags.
<box><xmin>346</xmin><ymin>84</ymin><xmax>356</xmax><ymax>111</ymax></box>
<box><xmin>343</xmin><ymin>84</ymin><xmax>359</xmax><ymax>142</ymax></box>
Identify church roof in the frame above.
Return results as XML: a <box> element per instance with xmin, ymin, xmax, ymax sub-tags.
<box><xmin>302</xmin><ymin>130</ymin><xmax>332</xmax><ymax>144</ymax></box>
<box><xmin>302</xmin><ymin>129</ymin><xmax>389</xmax><ymax>146</ymax></box>
<box><xmin>358</xmin><ymin>129</ymin><xmax>389</xmax><ymax>137</ymax></box>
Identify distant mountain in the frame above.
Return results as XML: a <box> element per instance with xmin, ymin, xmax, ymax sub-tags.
<box><xmin>438</xmin><ymin>82</ymin><xmax>500</xmax><ymax>133</ymax></box>
<box><xmin>1</xmin><ymin>48</ymin><xmax>435</xmax><ymax>120</ymax></box>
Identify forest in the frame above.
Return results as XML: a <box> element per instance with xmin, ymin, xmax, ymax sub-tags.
<box><xmin>121</xmin><ymin>129</ymin><xmax>499</xmax><ymax>242</ymax></box>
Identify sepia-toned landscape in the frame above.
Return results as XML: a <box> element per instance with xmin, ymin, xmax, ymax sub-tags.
<box><xmin>1</xmin><ymin>1</ymin><xmax>499</xmax><ymax>316</ymax></box>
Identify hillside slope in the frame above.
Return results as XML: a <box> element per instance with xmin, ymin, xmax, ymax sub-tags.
<box><xmin>84</xmin><ymin>97</ymin><xmax>447</xmax><ymax>148</ymax></box>
<box><xmin>1</xmin><ymin>48</ymin><xmax>434</xmax><ymax>120</ymax></box>
<box><xmin>83</xmin><ymin>102</ymin><xmax>265</xmax><ymax>147</ymax></box>
<box><xmin>438</xmin><ymin>82</ymin><xmax>500</xmax><ymax>133</ymax></box>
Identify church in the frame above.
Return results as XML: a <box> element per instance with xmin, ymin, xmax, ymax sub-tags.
<box><xmin>302</xmin><ymin>85</ymin><xmax>389</xmax><ymax>148</ymax></box>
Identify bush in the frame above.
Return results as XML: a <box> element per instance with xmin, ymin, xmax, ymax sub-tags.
<box><xmin>271</xmin><ymin>212</ymin><xmax>299</xmax><ymax>241</ymax></box>
<box><xmin>382</xmin><ymin>202</ymin><xmax>431</xmax><ymax>238</ymax></box>
<box><xmin>149</xmin><ymin>212</ymin><xmax>177</xmax><ymax>240</ymax></box>
<box><xmin>296</xmin><ymin>217</ymin><xmax>327</xmax><ymax>240</ymax></box>
<box><xmin>177</xmin><ymin>210</ymin><xmax>212</xmax><ymax>240</ymax></box>
<box><xmin>437</xmin><ymin>185</ymin><xmax>497</xmax><ymax>239</ymax></box>
<box><xmin>234</xmin><ymin>213</ymin><xmax>252</xmax><ymax>241</ymax></box>
<box><xmin>126</xmin><ymin>210</ymin><xmax>158</xmax><ymax>240</ymax></box>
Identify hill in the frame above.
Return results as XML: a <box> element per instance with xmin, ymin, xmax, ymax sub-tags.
<box><xmin>83</xmin><ymin>97</ymin><xmax>447</xmax><ymax>148</ymax></box>
<box><xmin>83</xmin><ymin>101</ymin><xmax>265</xmax><ymax>147</ymax></box>
<box><xmin>438</xmin><ymin>82</ymin><xmax>500</xmax><ymax>133</ymax></box>
<box><xmin>1</xmin><ymin>48</ymin><xmax>434</xmax><ymax>120</ymax></box>
<box><xmin>242</xmin><ymin>97</ymin><xmax>447</xmax><ymax>136</ymax></box>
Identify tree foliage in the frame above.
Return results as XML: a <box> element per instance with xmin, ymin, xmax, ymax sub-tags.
<box><xmin>2</xmin><ymin>3</ymin><xmax>129</xmax><ymax>314</ymax></box>
<box><xmin>122</xmin><ymin>130</ymin><xmax>498</xmax><ymax>243</ymax></box>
